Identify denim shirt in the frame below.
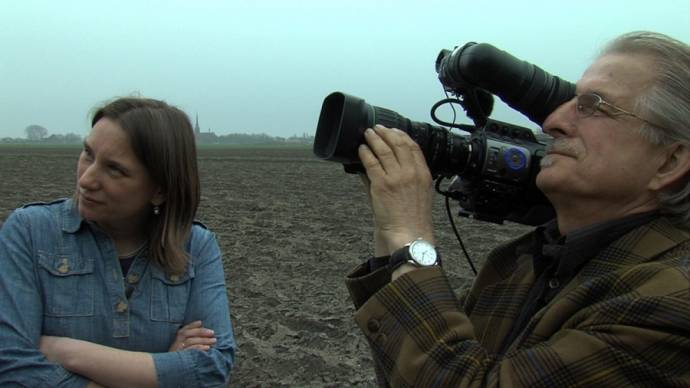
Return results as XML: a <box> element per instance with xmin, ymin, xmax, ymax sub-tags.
<box><xmin>0</xmin><ymin>199</ymin><xmax>236</xmax><ymax>387</ymax></box>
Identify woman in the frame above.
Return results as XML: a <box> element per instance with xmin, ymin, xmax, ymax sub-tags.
<box><xmin>0</xmin><ymin>97</ymin><xmax>235</xmax><ymax>387</ymax></box>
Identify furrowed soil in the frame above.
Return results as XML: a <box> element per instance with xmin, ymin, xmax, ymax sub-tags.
<box><xmin>0</xmin><ymin>145</ymin><xmax>531</xmax><ymax>387</ymax></box>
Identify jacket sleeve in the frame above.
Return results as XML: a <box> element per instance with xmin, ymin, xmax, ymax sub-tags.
<box><xmin>345</xmin><ymin>261</ymin><xmax>393</xmax><ymax>309</ymax></box>
<box><xmin>151</xmin><ymin>228</ymin><xmax>236</xmax><ymax>387</ymax></box>
<box><xmin>0</xmin><ymin>209</ymin><xmax>90</xmax><ymax>387</ymax></box>
<box><xmin>349</xmin><ymin>265</ymin><xmax>690</xmax><ymax>387</ymax></box>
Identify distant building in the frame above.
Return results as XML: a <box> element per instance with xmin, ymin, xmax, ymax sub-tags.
<box><xmin>194</xmin><ymin>113</ymin><xmax>201</xmax><ymax>137</ymax></box>
<box><xmin>194</xmin><ymin>114</ymin><xmax>218</xmax><ymax>144</ymax></box>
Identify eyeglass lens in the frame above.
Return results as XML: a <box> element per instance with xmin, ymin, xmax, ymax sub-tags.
<box><xmin>576</xmin><ymin>94</ymin><xmax>599</xmax><ymax>117</ymax></box>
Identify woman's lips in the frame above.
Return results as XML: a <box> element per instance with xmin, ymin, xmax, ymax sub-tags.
<box><xmin>79</xmin><ymin>190</ymin><xmax>104</xmax><ymax>205</ymax></box>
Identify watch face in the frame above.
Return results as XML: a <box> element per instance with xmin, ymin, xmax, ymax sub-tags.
<box><xmin>409</xmin><ymin>240</ymin><xmax>437</xmax><ymax>266</ymax></box>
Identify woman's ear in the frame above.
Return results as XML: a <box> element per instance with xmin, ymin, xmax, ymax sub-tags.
<box><xmin>151</xmin><ymin>187</ymin><xmax>167</xmax><ymax>207</ymax></box>
<box><xmin>649</xmin><ymin>143</ymin><xmax>690</xmax><ymax>191</ymax></box>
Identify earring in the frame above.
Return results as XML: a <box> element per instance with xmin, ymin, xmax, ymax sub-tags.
<box><xmin>153</xmin><ymin>205</ymin><xmax>160</xmax><ymax>215</ymax></box>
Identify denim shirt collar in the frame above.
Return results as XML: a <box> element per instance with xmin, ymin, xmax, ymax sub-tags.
<box><xmin>60</xmin><ymin>198</ymin><xmax>86</xmax><ymax>234</ymax></box>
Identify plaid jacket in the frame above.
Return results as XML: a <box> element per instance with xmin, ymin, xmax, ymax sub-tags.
<box><xmin>346</xmin><ymin>217</ymin><xmax>690</xmax><ymax>387</ymax></box>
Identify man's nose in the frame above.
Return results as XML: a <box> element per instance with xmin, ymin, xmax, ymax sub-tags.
<box><xmin>541</xmin><ymin>97</ymin><xmax>578</xmax><ymax>137</ymax></box>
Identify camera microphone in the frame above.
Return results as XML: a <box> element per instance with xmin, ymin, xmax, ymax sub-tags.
<box><xmin>436</xmin><ymin>42</ymin><xmax>576</xmax><ymax>125</ymax></box>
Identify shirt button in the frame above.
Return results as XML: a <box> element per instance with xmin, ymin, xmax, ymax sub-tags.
<box><xmin>168</xmin><ymin>274</ymin><xmax>179</xmax><ymax>282</ymax></box>
<box><xmin>116</xmin><ymin>301</ymin><xmax>128</xmax><ymax>313</ymax></box>
<box><xmin>548</xmin><ymin>278</ymin><xmax>560</xmax><ymax>289</ymax></box>
<box><xmin>367</xmin><ymin>319</ymin><xmax>380</xmax><ymax>333</ymax></box>
<box><xmin>127</xmin><ymin>273</ymin><xmax>140</xmax><ymax>284</ymax></box>
<box><xmin>57</xmin><ymin>263</ymin><xmax>69</xmax><ymax>273</ymax></box>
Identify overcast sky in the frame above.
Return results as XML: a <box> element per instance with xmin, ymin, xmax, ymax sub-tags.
<box><xmin>1</xmin><ymin>0</ymin><xmax>688</xmax><ymax>139</ymax></box>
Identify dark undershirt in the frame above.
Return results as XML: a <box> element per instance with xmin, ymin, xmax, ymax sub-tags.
<box><xmin>119</xmin><ymin>256</ymin><xmax>135</xmax><ymax>276</ymax></box>
<box><xmin>118</xmin><ymin>244</ymin><xmax>147</xmax><ymax>276</ymax></box>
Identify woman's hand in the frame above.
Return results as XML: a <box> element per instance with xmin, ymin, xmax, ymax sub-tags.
<box><xmin>169</xmin><ymin>320</ymin><xmax>217</xmax><ymax>352</ymax></box>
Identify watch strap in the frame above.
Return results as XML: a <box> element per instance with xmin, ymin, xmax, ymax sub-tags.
<box><xmin>389</xmin><ymin>245</ymin><xmax>411</xmax><ymax>272</ymax></box>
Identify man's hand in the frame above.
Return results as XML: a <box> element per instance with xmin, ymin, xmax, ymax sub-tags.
<box><xmin>358</xmin><ymin>125</ymin><xmax>435</xmax><ymax>255</ymax></box>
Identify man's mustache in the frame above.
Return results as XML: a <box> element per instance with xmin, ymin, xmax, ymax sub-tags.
<box><xmin>545</xmin><ymin>138</ymin><xmax>582</xmax><ymax>157</ymax></box>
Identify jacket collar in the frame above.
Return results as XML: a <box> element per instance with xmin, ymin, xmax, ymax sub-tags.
<box><xmin>603</xmin><ymin>216</ymin><xmax>689</xmax><ymax>262</ymax></box>
<box><xmin>488</xmin><ymin>216</ymin><xmax>690</xmax><ymax>281</ymax></box>
<box><xmin>569</xmin><ymin>216</ymin><xmax>690</xmax><ymax>282</ymax></box>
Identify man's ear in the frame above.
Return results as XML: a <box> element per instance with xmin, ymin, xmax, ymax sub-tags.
<box><xmin>649</xmin><ymin>142</ymin><xmax>690</xmax><ymax>191</ymax></box>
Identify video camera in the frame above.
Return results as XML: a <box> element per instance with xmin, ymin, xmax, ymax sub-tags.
<box><xmin>313</xmin><ymin>42</ymin><xmax>576</xmax><ymax>226</ymax></box>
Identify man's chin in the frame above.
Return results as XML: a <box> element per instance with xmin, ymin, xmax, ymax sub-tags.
<box><xmin>540</xmin><ymin>154</ymin><xmax>555</xmax><ymax>169</ymax></box>
<box><xmin>535</xmin><ymin>168</ymin><xmax>564</xmax><ymax>194</ymax></box>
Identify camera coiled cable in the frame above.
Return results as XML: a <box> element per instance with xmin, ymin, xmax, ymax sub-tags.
<box><xmin>430</xmin><ymin>99</ymin><xmax>477</xmax><ymax>132</ymax></box>
<box><xmin>435</xmin><ymin>178</ymin><xmax>477</xmax><ymax>276</ymax></box>
<box><xmin>432</xmin><ymin>91</ymin><xmax>478</xmax><ymax>276</ymax></box>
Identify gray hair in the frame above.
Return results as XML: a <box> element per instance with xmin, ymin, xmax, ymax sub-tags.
<box><xmin>600</xmin><ymin>31</ymin><xmax>690</xmax><ymax>228</ymax></box>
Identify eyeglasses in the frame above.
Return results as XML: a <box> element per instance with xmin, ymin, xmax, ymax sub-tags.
<box><xmin>575</xmin><ymin>93</ymin><xmax>665</xmax><ymax>129</ymax></box>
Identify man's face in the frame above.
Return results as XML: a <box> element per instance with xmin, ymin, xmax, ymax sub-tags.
<box><xmin>536</xmin><ymin>53</ymin><xmax>668</xmax><ymax>215</ymax></box>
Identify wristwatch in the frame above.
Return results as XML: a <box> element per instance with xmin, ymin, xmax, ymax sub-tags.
<box><xmin>389</xmin><ymin>238</ymin><xmax>440</xmax><ymax>271</ymax></box>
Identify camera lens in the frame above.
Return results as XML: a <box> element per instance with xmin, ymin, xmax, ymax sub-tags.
<box><xmin>314</xmin><ymin>92</ymin><xmax>471</xmax><ymax>177</ymax></box>
<box><xmin>314</xmin><ymin>92</ymin><xmax>369</xmax><ymax>164</ymax></box>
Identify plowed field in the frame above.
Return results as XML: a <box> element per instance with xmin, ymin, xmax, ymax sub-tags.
<box><xmin>0</xmin><ymin>145</ymin><xmax>530</xmax><ymax>387</ymax></box>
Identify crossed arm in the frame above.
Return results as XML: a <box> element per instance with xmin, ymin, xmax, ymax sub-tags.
<box><xmin>39</xmin><ymin>321</ymin><xmax>216</xmax><ymax>388</ymax></box>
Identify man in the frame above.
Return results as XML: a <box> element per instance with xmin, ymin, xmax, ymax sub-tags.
<box><xmin>346</xmin><ymin>31</ymin><xmax>690</xmax><ymax>387</ymax></box>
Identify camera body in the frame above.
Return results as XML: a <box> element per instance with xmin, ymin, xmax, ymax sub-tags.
<box><xmin>447</xmin><ymin>119</ymin><xmax>552</xmax><ymax>225</ymax></box>
<box><xmin>313</xmin><ymin>42</ymin><xmax>575</xmax><ymax>226</ymax></box>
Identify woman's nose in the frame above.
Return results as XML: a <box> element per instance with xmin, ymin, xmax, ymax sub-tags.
<box><xmin>78</xmin><ymin>163</ymin><xmax>100</xmax><ymax>191</ymax></box>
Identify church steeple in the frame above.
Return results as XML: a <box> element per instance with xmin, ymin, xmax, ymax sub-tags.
<box><xmin>194</xmin><ymin>113</ymin><xmax>201</xmax><ymax>136</ymax></box>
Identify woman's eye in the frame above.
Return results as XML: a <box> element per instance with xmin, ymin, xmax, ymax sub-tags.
<box><xmin>109</xmin><ymin>165</ymin><xmax>124</xmax><ymax>176</ymax></box>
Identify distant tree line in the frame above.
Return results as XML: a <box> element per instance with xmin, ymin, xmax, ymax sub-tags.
<box><xmin>1</xmin><ymin>124</ymin><xmax>314</xmax><ymax>146</ymax></box>
<box><xmin>195</xmin><ymin>132</ymin><xmax>314</xmax><ymax>145</ymax></box>
<box><xmin>0</xmin><ymin>124</ymin><xmax>83</xmax><ymax>144</ymax></box>
<box><xmin>25</xmin><ymin>124</ymin><xmax>49</xmax><ymax>140</ymax></box>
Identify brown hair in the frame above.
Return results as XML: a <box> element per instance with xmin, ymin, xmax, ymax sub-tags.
<box><xmin>90</xmin><ymin>97</ymin><xmax>200</xmax><ymax>274</ymax></box>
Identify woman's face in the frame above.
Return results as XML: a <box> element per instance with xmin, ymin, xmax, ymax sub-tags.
<box><xmin>76</xmin><ymin>117</ymin><xmax>164</xmax><ymax>234</ymax></box>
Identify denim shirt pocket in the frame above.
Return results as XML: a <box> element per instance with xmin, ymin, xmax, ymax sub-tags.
<box><xmin>150</xmin><ymin>265</ymin><xmax>195</xmax><ymax>323</ymax></box>
<box><xmin>37</xmin><ymin>250</ymin><xmax>96</xmax><ymax>317</ymax></box>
